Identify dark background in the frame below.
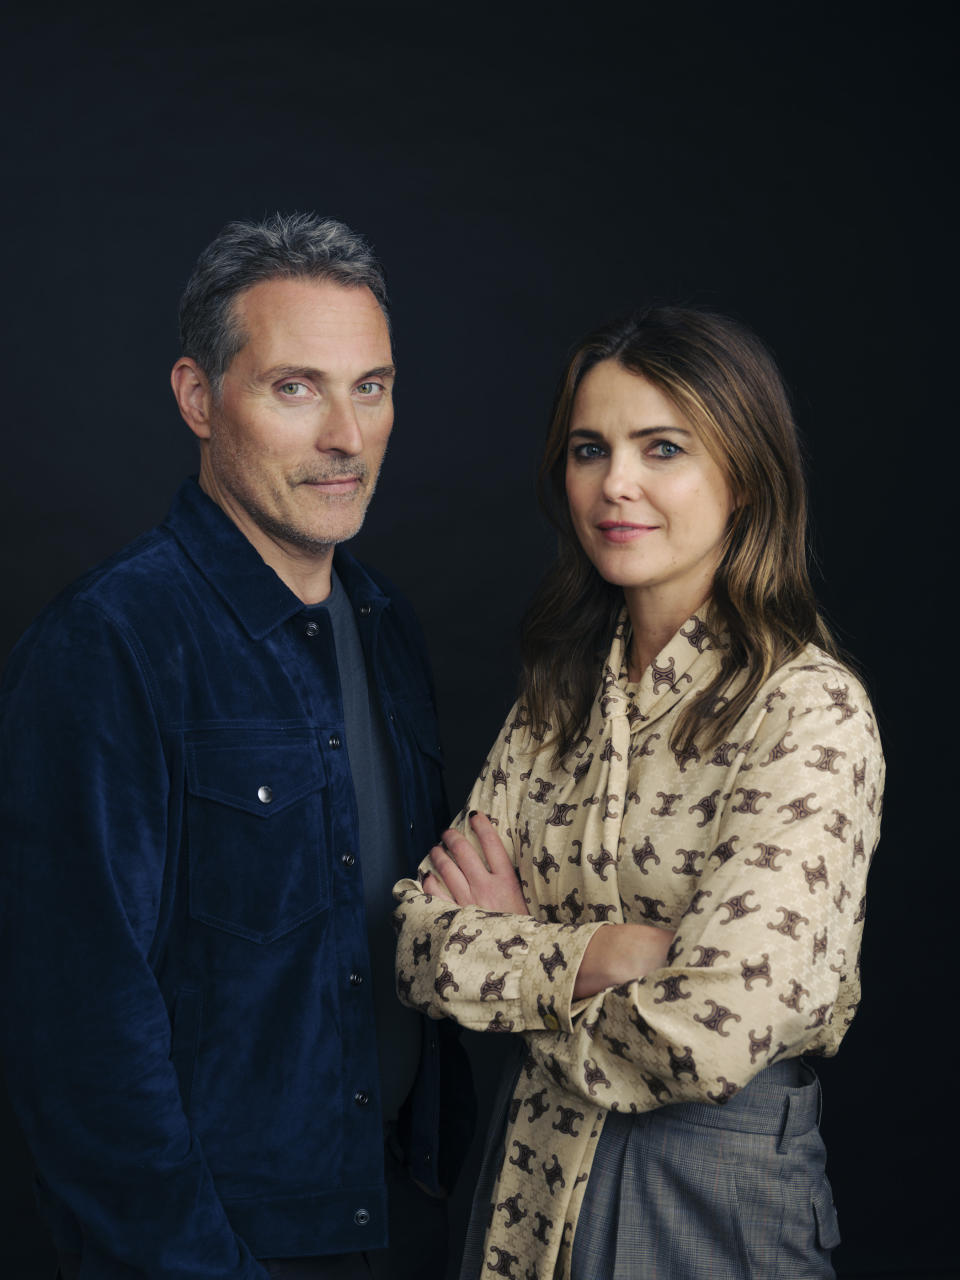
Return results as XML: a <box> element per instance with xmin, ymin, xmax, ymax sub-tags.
<box><xmin>2</xmin><ymin>4</ymin><xmax>951</xmax><ymax>1276</ymax></box>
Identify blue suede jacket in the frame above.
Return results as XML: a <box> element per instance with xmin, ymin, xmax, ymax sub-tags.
<box><xmin>0</xmin><ymin>480</ymin><xmax>472</xmax><ymax>1277</ymax></box>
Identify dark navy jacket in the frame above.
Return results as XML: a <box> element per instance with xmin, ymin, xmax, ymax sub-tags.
<box><xmin>0</xmin><ymin>480</ymin><xmax>472</xmax><ymax>1277</ymax></box>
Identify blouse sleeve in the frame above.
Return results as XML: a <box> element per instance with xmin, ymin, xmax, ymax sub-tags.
<box><xmin>521</xmin><ymin>671</ymin><xmax>884</xmax><ymax>1111</ymax></box>
<box><xmin>394</xmin><ymin>704</ymin><xmax>606</xmax><ymax>1034</ymax></box>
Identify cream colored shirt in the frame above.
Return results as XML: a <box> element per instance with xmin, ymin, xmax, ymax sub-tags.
<box><xmin>394</xmin><ymin>612</ymin><xmax>884</xmax><ymax>1279</ymax></box>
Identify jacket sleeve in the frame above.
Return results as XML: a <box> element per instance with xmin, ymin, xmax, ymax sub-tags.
<box><xmin>519</xmin><ymin>678</ymin><xmax>885</xmax><ymax>1112</ymax></box>
<box><xmin>394</xmin><ymin>703</ymin><xmax>607</xmax><ymax>1034</ymax></box>
<box><xmin>0</xmin><ymin>600</ymin><xmax>267</xmax><ymax>1278</ymax></box>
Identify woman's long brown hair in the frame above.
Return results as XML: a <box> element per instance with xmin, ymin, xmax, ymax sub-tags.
<box><xmin>520</xmin><ymin>306</ymin><xmax>838</xmax><ymax>761</ymax></box>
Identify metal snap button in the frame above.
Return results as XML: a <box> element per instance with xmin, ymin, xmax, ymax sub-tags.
<box><xmin>304</xmin><ymin>620</ymin><xmax>320</xmax><ymax>637</ymax></box>
<box><xmin>257</xmin><ymin>785</ymin><xmax>273</xmax><ymax>804</ymax></box>
<box><xmin>354</xmin><ymin>1207</ymin><xmax>370</xmax><ymax>1226</ymax></box>
<box><xmin>328</xmin><ymin>732</ymin><xmax>341</xmax><ymax>749</ymax></box>
<box><xmin>353</xmin><ymin>1090</ymin><xmax>369</xmax><ymax>1106</ymax></box>
<box><xmin>349</xmin><ymin>972</ymin><xmax>364</xmax><ymax>986</ymax></box>
<box><xmin>358</xmin><ymin>603</ymin><xmax>372</xmax><ymax>617</ymax></box>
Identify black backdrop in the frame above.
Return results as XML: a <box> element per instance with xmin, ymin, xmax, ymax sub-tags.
<box><xmin>2</xmin><ymin>6</ymin><xmax>951</xmax><ymax>1276</ymax></box>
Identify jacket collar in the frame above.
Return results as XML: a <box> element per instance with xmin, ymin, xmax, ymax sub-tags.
<box><xmin>162</xmin><ymin>478</ymin><xmax>389</xmax><ymax>641</ymax></box>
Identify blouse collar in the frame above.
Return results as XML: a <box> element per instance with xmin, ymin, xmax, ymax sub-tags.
<box><xmin>599</xmin><ymin>606</ymin><xmax>726</xmax><ymax>733</ymax></box>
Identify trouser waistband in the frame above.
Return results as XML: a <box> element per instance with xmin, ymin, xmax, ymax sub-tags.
<box><xmin>650</xmin><ymin>1056</ymin><xmax>820</xmax><ymax>1140</ymax></box>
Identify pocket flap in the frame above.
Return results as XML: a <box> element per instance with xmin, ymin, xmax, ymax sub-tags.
<box><xmin>186</xmin><ymin>735</ymin><xmax>326</xmax><ymax>815</ymax></box>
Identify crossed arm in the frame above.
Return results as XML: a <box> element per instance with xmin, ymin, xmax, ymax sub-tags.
<box><xmin>422</xmin><ymin>811</ymin><xmax>675</xmax><ymax>998</ymax></box>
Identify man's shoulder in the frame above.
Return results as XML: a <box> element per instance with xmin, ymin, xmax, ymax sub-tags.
<box><xmin>47</xmin><ymin>524</ymin><xmax>189</xmax><ymax>629</ymax></box>
<box><xmin>7</xmin><ymin>523</ymin><xmax>196</xmax><ymax>674</ymax></box>
<box><xmin>0</xmin><ymin>522</ymin><xmax>193</xmax><ymax>710</ymax></box>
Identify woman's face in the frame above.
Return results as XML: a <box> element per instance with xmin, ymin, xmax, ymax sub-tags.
<box><xmin>565</xmin><ymin>360</ymin><xmax>734</xmax><ymax>620</ymax></box>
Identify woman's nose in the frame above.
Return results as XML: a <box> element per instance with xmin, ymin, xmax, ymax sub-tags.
<box><xmin>601</xmin><ymin>453</ymin><xmax>643</xmax><ymax>502</ymax></box>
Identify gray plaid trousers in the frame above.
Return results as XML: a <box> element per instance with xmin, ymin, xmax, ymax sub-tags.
<box><xmin>570</xmin><ymin>1058</ymin><xmax>838</xmax><ymax>1279</ymax></box>
<box><xmin>461</xmin><ymin>1055</ymin><xmax>839</xmax><ymax>1279</ymax></box>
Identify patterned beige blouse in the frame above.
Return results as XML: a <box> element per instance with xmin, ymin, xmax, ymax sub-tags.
<box><xmin>394</xmin><ymin>612</ymin><xmax>884</xmax><ymax>1279</ymax></box>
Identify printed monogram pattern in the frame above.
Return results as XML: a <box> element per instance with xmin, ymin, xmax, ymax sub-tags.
<box><xmin>394</xmin><ymin>610</ymin><xmax>884</xmax><ymax>1280</ymax></box>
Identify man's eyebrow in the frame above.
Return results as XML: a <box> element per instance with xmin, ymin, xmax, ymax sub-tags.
<box><xmin>568</xmin><ymin>425</ymin><xmax>692</xmax><ymax>439</ymax></box>
<box><xmin>261</xmin><ymin>364</ymin><xmax>397</xmax><ymax>382</ymax></box>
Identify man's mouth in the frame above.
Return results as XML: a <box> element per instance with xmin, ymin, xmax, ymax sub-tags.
<box><xmin>295</xmin><ymin>468</ymin><xmax>366</xmax><ymax>493</ymax></box>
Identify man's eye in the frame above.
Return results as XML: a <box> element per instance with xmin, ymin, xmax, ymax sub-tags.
<box><xmin>356</xmin><ymin>381</ymin><xmax>382</xmax><ymax>396</ymax></box>
<box><xmin>279</xmin><ymin>382</ymin><xmax>308</xmax><ymax>396</ymax></box>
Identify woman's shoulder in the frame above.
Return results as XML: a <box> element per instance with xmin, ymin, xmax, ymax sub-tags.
<box><xmin>766</xmin><ymin>644</ymin><xmax>874</xmax><ymax>712</ymax></box>
<box><xmin>486</xmin><ymin>697</ymin><xmax>559</xmax><ymax>759</ymax></box>
<box><xmin>741</xmin><ymin>643</ymin><xmax>882</xmax><ymax>763</ymax></box>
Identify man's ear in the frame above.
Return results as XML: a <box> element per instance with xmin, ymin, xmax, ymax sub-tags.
<box><xmin>171</xmin><ymin>358</ymin><xmax>214</xmax><ymax>440</ymax></box>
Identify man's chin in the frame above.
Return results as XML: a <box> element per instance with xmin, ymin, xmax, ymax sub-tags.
<box><xmin>266</xmin><ymin>512</ymin><xmax>370</xmax><ymax>555</ymax></box>
<box><xmin>232</xmin><ymin>487</ymin><xmax>376</xmax><ymax>558</ymax></box>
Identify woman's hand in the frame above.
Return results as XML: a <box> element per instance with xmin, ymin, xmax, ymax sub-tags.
<box><xmin>421</xmin><ymin>811</ymin><xmax>530</xmax><ymax>916</ymax></box>
<box><xmin>573</xmin><ymin>923</ymin><xmax>675</xmax><ymax>999</ymax></box>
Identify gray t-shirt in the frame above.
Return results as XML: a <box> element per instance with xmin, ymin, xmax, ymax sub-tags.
<box><xmin>307</xmin><ymin>572</ymin><xmax>421</xmax><ymax>1122</ymax></box>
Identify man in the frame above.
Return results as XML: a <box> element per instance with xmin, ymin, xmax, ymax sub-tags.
<box><xmin>0</xmin><ymin>214</ymin><xmax>472</xmax><ymax>1278</ymax></box>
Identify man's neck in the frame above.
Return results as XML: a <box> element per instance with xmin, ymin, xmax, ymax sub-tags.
<box><xmin>257</xmin><ymin>541</ymin><xmax>335</xmax><ymax>605</ymax></box>
<box><xmin>199</xmin><ymin>474</ymin><xmax>335</xmax><ymax>605</ymax></box>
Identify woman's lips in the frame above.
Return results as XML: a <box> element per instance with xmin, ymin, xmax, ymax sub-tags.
<box><xmin>596</xmin><ymin>521</ymin><xmax>657</xmax><ymax>543</ymax></box>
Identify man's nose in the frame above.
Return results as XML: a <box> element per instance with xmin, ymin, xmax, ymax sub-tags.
<box><xmin>317</xmin><ymin>396</ymin><xmax>364</xmax><ymax>455</ymax></box>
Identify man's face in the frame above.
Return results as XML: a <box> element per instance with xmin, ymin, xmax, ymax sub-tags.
<box><xmin>199</xmin><ymin>276</ymin><xmax>395</xmax><ymax>559</ymax></box>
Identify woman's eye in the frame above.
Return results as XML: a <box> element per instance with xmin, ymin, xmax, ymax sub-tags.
<box><xmin>571</xmin><ymin>442</ymin><xmax>605</xmax><ymax>460</ymax></box>
<box><xmin>651</xmin><ymin>440</ymin><xmax>682</xmax><ymax>458</ymax></box>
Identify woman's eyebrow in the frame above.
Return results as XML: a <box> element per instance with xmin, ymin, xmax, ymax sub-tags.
<box><xmin>568</xmin><ymin>425</ymin><xmax>692</xmax><ymax>439</ymax></box>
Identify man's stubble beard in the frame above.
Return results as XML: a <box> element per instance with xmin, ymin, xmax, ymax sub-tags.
<box><xmin>206</xmin><ymin>426</ymin><xmax>384</xmax><ymax>556</ymax></box>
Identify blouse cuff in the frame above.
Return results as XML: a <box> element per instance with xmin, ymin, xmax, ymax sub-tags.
<box><xmin>518</xmin><ymin>920</ymin><xmax>606</xmax><ymax>1033</ymax></box>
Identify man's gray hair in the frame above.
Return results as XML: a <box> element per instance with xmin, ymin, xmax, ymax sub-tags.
<box><xmin>178</xmin><ymin>212</ymin><xmax>389</xmax><ymax>390</ymax></box>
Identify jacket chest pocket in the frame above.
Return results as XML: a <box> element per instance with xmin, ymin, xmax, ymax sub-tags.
<box><xmin>185</xmin><ymin>733</ymin><xmax>329</xmax><ymax>943</ymax></box>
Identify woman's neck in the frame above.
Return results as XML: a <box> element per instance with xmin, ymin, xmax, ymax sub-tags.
<box><xmin>624</xmin><ymin>586</ymin><xmax>711</xmax><ymax>680</ymax></box>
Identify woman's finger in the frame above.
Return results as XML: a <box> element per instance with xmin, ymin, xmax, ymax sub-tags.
<box><xmin>464</xmin><ymin>812</ymin><xmax>529</xmax><ymax>914</ymax></box>
<box><xmin>426</xmin><ymin>842</ymin><xmax>472</xmax><ymax>904</ymax></box>
<box><xmin>421</xmin><ymin>871</ymin><xmax>453</xmax><ymax>902</ymax></box>
<box><xmin>439</xmin><ymin>827</ymin><xmax>489</xmax><ymax>880</ymax></box>
<box><xmin>468</xmin><ymin>810</ymin><xmax>515</xmax><ymax>876</ymax></box>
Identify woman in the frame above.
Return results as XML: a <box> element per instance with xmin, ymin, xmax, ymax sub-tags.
<box><xmin>394</xmin><ymin>307</ymin><xmax>884</xmax><ymax>1279</ymax></box>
